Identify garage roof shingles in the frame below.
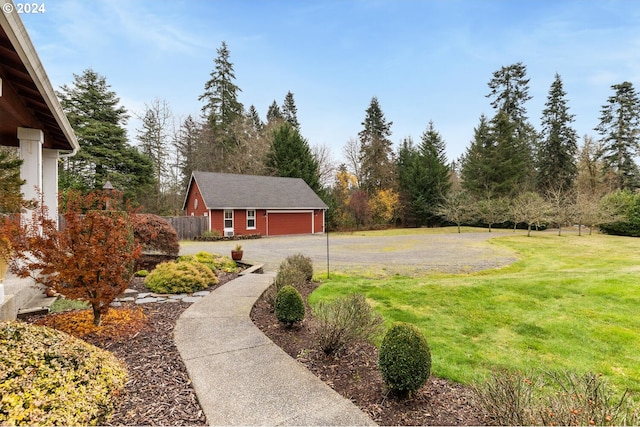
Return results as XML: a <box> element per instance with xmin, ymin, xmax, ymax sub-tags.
<box><xmin>191</xmin><ymin>171</ymin><xmax>328</xmax><ymax>210</ymax></box>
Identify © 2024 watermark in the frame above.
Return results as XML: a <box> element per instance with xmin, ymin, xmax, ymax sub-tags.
<box><xmin>2</xmin><ymin>2</ymin><xmax>46</xmax><ymax>14</ymax></box>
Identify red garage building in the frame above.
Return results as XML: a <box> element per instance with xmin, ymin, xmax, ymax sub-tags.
<box><xmin>183</xmin><ymin>171</ymin><xmax>328</xmax><ymax>237</ymax></box>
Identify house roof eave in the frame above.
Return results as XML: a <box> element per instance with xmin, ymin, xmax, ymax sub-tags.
<box><xmin>0</xmin><ymin>4</ymin><xmax>79</xmax><ymax>153</ymax></box>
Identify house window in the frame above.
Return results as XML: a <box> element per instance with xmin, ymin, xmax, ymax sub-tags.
<box><xmin>194</xmin><ymin>198</ymin><xmax>198</xmax><ymax>210</ymax></box>
<box><xmin>247</xmin><ymin>209</ymin><xmax>256</xmax><ymax>229</ymax></box>
<box><xmin>224</xmin><ymin>210</ymin><xmax>233</xmax><ymax>229</ymax></box>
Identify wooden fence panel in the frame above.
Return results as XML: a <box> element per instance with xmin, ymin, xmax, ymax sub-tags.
<box><xmin>162</xmin><ymin>216</ymin><xmax>208</xmax><ymax>240</ymax></box>
<box><xmin>59</xmin><ymin>215</ymin><xmax>208</xmax><ymax>240</ymax></box>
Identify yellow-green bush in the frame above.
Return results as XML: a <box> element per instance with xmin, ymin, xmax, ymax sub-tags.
<box><xmin>0</xmin><ymin>321</ymin><xmax>127</xmax><ymax>426</ymax></box>
<box><xmin>144</xmin><ymin>260</ymin><xmax>218</xmax><ymax>294</ymax></box>
<box><xmin>177</xmin><ymin>251</ymin><xmax>237</xmax><ymax>273</ymax></box>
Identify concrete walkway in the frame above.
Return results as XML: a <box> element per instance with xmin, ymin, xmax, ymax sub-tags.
<box><xmin>174</xmin><ymin>272</ymin><xmax>376</xmax><ymax>426</ymax></box>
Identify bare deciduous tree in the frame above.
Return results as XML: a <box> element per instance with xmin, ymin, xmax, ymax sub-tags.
<box><xmin>510</xmin><ymin>192</ymin><xmax>550</xmax><ymax>237</ymax></box>
<box><xmin>342</xmin><ymin>137</ymin><xmax>362</xmax><ymax>186</ymax></box>
<box><xmin>545</xmin><ymin>187</ymin><xmax>576</xmax><ymax>236</ymax></box>
<box><xmin>437</xmin><ymin>191</ymin><xmax>476</xmax><ymax>233</ymax></box>
<box><xmin>312</xmin><ymin>143</ymin><xmax>336</xmax><ymax>188</ymax></box>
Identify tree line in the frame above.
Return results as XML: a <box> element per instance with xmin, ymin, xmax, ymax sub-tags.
<box><xmin>3</xmin><ymin>42</ymin><xmax>639</xmax><ymax>235</ymax></box>
<box><xmin>330</xmin><ymin>62</ymin><xmax>640</xmax><ymax>232</ymax></box>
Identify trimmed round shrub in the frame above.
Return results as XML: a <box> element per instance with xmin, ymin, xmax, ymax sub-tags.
<box><xmin>0</xmin><ymin>321</ymin><xmax>127</xmax><ymax>426</ymax></box>
<box><xmin>283</xmin><ymin>253</ymin><xmax>314</xmax><ymax>281</ymax></box>
<box><xmin>144</xmin><ymin>260</ymin><xmax>218</xmax><ymax>294</ymax></box>
<box><xmin>378</xmin><ymin>322</ymin><xmax>431</xmax><ymax>395</ymax></box>
<box><xmin>132</xmin><ymin>214</ymin><xmax>180</xmax><ymax>256</ymax></box>
<box><xmin>274</xmin><ymin>285</ymin><xmax>305</xmax><ymax>327</ymax></box>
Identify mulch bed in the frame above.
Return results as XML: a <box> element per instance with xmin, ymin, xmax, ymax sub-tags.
<box><xmin>251</xmin><ymin>280</ymin><xmax>490</xmax><ymax>426</ymax></box>
<box><xmin>22</xmin><ymin>274</ymin><xmax>240</xmax><ymax>426</ymax></box>
<box><xmin>22</xmin><ymin>274</ymin><xmax>490</xmax><ymax>426</ymax></box>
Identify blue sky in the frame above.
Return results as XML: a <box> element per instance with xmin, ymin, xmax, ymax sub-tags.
<box><xmin>19</xmin><ymin>0</ymin><xmax>640</xmax><ymax>165</ymax></box>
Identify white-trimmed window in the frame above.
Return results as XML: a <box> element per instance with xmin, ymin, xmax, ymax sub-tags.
<box><xmin>224</xmin><ymin>209</ymin><xmax>233</xmax><ymax>229</ymax></box>
<box><xmin>246</xmin><ymin>209</ymin><xmax>256</xmax><ymax>229</ymax></box>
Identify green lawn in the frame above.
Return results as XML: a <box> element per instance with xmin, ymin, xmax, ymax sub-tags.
<box><xmin>310</xmin><ymin>232</ymin><xmax>640</xmax><ymax>394</ymax></box>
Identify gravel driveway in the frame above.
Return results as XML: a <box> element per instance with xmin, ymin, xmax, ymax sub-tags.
<box><xmin>180</xmin><ymin>231</ymin><xmax>519</xmax><ymax>276</ymax></box>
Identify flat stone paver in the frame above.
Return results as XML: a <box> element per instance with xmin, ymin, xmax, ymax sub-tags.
<box><xmin>174</xmin><ymin>272</ymin><xmax>376</xmax><ymax>426</ymax></box>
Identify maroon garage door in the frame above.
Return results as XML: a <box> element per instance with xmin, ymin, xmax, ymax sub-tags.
<box><xmin>267</xmin><ymin>212</ymin><xmax>313</xmax><ymax>236</ymax></box>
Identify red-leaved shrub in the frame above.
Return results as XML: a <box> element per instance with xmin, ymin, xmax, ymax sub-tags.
<box><xmin>132</xmin><ymin>214</ymin><xmax>179</xmax><ymax>256</ymax></box>
<box><xmin>1</xmin><ymin>191</ymin><xmax>140</xmax><ymax>326</ymax></box>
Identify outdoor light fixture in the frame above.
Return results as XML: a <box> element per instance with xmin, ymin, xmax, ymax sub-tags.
<box><xmin>103</xmin><ymin>180</ymin><xmax>115</xmax><ymax>210</ymax></box>
<box><xmin>102</xmin><ymin>180</ymin><xmax>114</xmax><ymax>193</ymax></box>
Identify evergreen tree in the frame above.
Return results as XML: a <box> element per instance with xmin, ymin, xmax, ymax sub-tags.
<box><xmin>266</xmin><ymin>123</ymin><xmax>320</xmax><ymax>192</ymax></box>
<box><xmin>487</xmin><ymin>62</ymin><xmax>532</xmax><ymax>125</ymax></box>
<box><xmin>57</xmin><ymin>69</ymin><xmax>154</xmax><ymax>202</ymax></box>
<box><xmin>247</xmin><ymin>104</ymin><xmax>264</xmax><ymax>131</ymax></box>
<box><xmin>418</xmin><ymin>121</ymin><xmax>451</xmax><ymax>215</ymax></box>
<box><xmin>281</xmin><ymin>91</ymin><xmax>300</xmax><ymax>129</ymax></box>
<box><xmin>395</xmin><ymin>123</ymin><xmax>451</xmax><ymax>227</ymax></box>
<box><xmin>537</xmin><ymin>73</ymin><xmax>578</xmax><ymax>192</ymax></box>
<box><xmin>174</xmin><ymin>115</ymin><xmax>202</xmax><ymax>189</ymax></box>
<box><xmin>490</xmin><ymin>110</ymin><xmax>534</xmax><ymax>196</ymax></box>
<box><xmin>0</xmin><ymin>148</ymin><xmax>25</xmax><ymax>213</ymax></box>
<box><xmin>199</xmin><ymin>41</ymin><xmax>244</xmax><ymax>130</ymax></box>
<box><xmin>484</xmin><ymin>62</ymin><xmax>536</xmax><ymax>195</ymax></box>
<box><xmin>461</xmin><ymin>114</ymin><xmax>497</xmax><ymax>197</ymax></box>
<box><xmin>198</xmin><ymin>41</ymin><xmax>244</xmax><ymax>172</ymax></box>
<box><xmin>396</xmin><ymin>137</ymin><xmax>425</xmax><ymax>226</ymax></box>
<box><xmin>358</xmin><ymin>96</ymin><xmax>394</xmax><ymax>194</ymax></box>
<box><xmin>595</xmin><ymin>81</ymin><xmax>640</xmax><ymax>190</ymax></box>
<box><xmin>267</xmin><ymin>100</ymin><xmax>283</xmax><ymax>123</ymax></box>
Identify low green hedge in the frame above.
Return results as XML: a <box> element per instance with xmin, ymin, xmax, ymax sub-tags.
<box><xmin>0</xmin><ymin>321</ymin><xmax>127</xmax><ymax>426</ymax></box>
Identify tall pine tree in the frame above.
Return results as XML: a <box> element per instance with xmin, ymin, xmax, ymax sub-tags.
<box><xmin>199</xmin><ymin>41</ymin><xmax>244</xmax><ymax>130</ymax></box>
<box><xmin>281</xmin><ymin>91</ymin><xmax>300</xmax><ymax>129</ymax></box>
<box><xmin>266</xmin><ymin>123</ymin><xmax>320</xmax><ymax>192</ymax></box>
<box><xmin>395</xmin><ymin>122</ymin><xmax>451</xmax><ymax>226</ymax></box>
<box><xmin>461</xmin><ymin>114</ymin><xmax>497</xmax><ymax>197</ymax></box>
<box><xmin>358</xmin><ymin>96</ymin><xmax>394</xmax><ymax>194</ymax></box>
<box><xmin>537</xmin><ymin>73</ymin><xmax>578</xmax><ymax>192</ymax></box>
<box><xmin>247</xmin><ymin>105</ymin><xmax>264</xmax><ymax>131</ymax></box>
<box><xmin>267</xmin><ymin>100</ymin><xmax>283</xmax><ymax>124</ymax></box>
<box><xmin>57</xmin><ymin>69</ymin><xmax>154</xmax><ymax>202</ymax></box>
<box><xmin>487</xmin><ymin>62</ymin><xmax>531</xmax><ymax>125</ymax></box>
<box><xmin>198</xmin><ymin>41</ymin><xmax>244</xmax><ymax>172</ymax></box>
<box><xmin>396</xmin><ymin>137</ymin><xmax>426</xmax><ymax>226</ymax></box>
<box><xmin>174</xmin><ymin>115</ymin><xmax>202</xmax><ymax>189</ymax></box>
<box><xmin>418</xmin><ymin>120</ymin><xmax>451</xmax><ymax>208</ymax></box>
<box><xmin>595</xmin><ymin>81</ymin><xmax>640</xmax><ymax>190</ymax></box>
<box><xmin>485</xmin><ymin>62</ymin><xmax>536</xmax><ymax>195</ymax></box>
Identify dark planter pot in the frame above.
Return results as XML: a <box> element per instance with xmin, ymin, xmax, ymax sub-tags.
<box><xmin>231</xmin><ymin>250</ymin><xmax>243</xmax><ymax>261</ymax></box>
